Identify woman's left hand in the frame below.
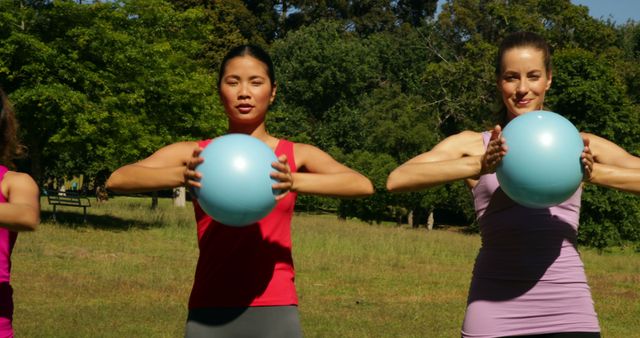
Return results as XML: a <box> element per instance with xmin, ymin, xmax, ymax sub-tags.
<box><xmin>271</xmin><ymin>154</ymin><xmax>293</xmax><ymax>200</ymax></box>
<box><xmin>581</xmin><ymin>135</ymin><xmax>594</xmax><ymax>182</ymax></box>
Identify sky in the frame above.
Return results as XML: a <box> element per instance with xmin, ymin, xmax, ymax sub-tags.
<box><xmin>571</xmin><ymin>0</ymin><xmax>640</xmax><ymax>24</ymax></box>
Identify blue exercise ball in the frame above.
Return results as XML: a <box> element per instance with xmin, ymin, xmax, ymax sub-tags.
<box><xmin>193</xmin><ymin>134</ymin><xmax>279</xmax><ymax>226</ymax></box>
<box><xmin>496</xmin><ymin>111</ymin><xmax>584</xmax><ymax>208</ymax></box>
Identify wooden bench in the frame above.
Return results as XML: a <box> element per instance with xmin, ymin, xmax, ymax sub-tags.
<box><xmin>45</xmin><ymin>190</ymin><xmax>91</xmax><ymax>222</ymax></box>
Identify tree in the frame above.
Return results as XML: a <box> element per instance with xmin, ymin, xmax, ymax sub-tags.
<box><xmin>616</xmin><ymin>21</ymin><xmax>640</xmax><ymax>104</ymax></box>
<box><xmin>167</xmin><ymin>0</ymin><xmax>258</xmax><ymax>67</ymax></box>
<box><xmin>278</xmin><ymin>0</ymin><xmax>438</xmax><ymax>36</ymax></box>
<box><xmin>546</xmin><ymin>47</ymin><xmax>640</xmax><ymax>248</ymax></box>
<box><xmin>271</xmin><ymin>20</ymin><xmax>381</xmax><ymax>150</ymax></box>
<box><xmin>1</xmin><ymin>0</ymin><xmax>225</xmax><ymax>186</ymax></box>
<box><xmin>437</xmin><ymin>0</ymin><xmax>618</xmax><ymax>55</ymax></box>
<box><xmin>338</xmin><ymin>150</ymin><xmax>399</xmax><ymax>224</ymax></box>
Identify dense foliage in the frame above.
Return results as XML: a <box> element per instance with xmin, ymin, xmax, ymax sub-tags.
<box><xmin>1</xmin><ymin>0</ymin><xmax>638</xmax><ymax>248</ymax></box>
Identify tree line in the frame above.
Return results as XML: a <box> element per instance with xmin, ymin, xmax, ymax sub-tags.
<box><xmin>1</xmin><ymin>0</ymin><xmax>639</xmax><ymax>248</ymax></box>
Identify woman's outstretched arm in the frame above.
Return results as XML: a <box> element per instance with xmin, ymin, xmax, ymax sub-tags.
<box><xmin>106</xmin><ymin>141</ymin><xmax>200</xmax><ymax>194</ymax></box>
<box><xmin>583</xmin><ymin>133</ymin><xmax>640</xmax><ymax>194</ymax></box>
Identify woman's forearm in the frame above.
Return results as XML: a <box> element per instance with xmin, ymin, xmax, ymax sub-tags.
<box><xmin>291</xmin><ymin>172</ymin><xmax>374</xmax><ymax>197</ymax></box>
<box><xmin>386</xmin><ymin>155</ymin><xmax>483</xmax><ymax>192</ymax></box>
<box><xmin>589</xmin><ymin>163</ymin><xmax>640</xmax><ymax>194</ymax></box>
<box><xmin>0</xmin><ymin>203</ymin><xmax>39</xmax><ymax>231</ymax></box>
<box><xmin>106</xmin><ymin>165</ymin><xmax>186</xmax><ymax>193</ymax></box>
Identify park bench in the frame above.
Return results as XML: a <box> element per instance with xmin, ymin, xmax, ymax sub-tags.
<box><xmin>45</xmin><ymin>190</ymin><xmax>91</xmax><ymax>222</ymax></box>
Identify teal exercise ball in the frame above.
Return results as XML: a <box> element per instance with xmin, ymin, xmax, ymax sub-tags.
<box><xmin>193</xmin><ymin>134</ymin><xmax>278</xmax><ymax>226</ymax></box>
<box><xmin>496</xmin><ymin>111</ymin><xmax>584</xmax><ymax>208</ymax></box>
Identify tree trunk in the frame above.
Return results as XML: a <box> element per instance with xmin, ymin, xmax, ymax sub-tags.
<box><xmin>173</xmin><ymin>187</ymin><xmax>186</xmax><ymax>207</ymax></box>
<box><xmin>29</xmin><ymin>142</ymin><xmax>43</xmax><ymax>183</ymax></box>
<box><xmin>427</xmin><ymin>210</ymin><xmax>434</xmax><ymax>231</ymax></box>
<box><xmin>151</xmin><ymin>192</ymin><xmax>158</xmax><ymax>210</ymax></box>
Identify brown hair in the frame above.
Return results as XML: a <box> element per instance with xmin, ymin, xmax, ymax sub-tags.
<box><xmin>495</xmin><ymin>31</ymin><xmax>552</xmax><ymax>77</ymax></box>
<box><xmin>0</xmin><ymin>88</ymin><xmax>25</xmax><ymax>168</ymax></box>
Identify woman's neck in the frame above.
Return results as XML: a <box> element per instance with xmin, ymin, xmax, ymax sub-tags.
<box><xmin>227</xmin><ymin>122</ymin><xmax>275</xmax><ymax>144</ymax></box>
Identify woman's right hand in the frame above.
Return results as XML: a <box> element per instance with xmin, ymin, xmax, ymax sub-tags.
<box><xmin>184</xmin><ymin>145</ymin><xmax>204</xmax><ymax>189</ymax></box>
<box><xmin>480</xmin><ymin>125</ymin><xmax>508</xmax><ymax>175</ymax></box>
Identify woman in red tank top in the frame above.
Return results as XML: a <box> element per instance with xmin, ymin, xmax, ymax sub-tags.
<box><xmin>106</xmin><ymin>45</ymin><xmax>374</xmax><ymax>337</ymax></box>
<box><xmin>0</xmin><ymin>88</ymin><xmax>40</xmax><ymax>338</ymax></box>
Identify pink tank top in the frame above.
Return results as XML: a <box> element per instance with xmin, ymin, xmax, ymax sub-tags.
<box><xmin>461</xmin><ymin>132</ymin><xmax>599</xmax><ymax>337</ymax></box>
<box><xmin>0</xmin><ymin>165</ymin><xmax>16</xmax><ymax>335</ymax></box>
<box><xmin>188</xmin><ymin>138</ymin><xmax>298</xmax><ymax>308</ymax></box>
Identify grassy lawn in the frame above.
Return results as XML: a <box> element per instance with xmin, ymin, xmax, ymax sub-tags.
<box><xmin>8</xmin><ymin>197</ymin><xmax>640</xmax><ymax>337</ymax></box>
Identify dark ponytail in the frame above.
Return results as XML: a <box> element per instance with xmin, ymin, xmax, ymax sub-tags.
<box><xmin>0</xmin><ymin>88</ymin><xmax>25</xmax><ymax>168</ymax></box>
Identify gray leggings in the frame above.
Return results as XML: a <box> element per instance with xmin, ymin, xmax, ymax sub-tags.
<box><xmin>185</xmin><ymin>306</ymin><xmax>302</xmax><ymax>338</ymax></box>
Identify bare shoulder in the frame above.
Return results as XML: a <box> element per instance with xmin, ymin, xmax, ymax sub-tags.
<box><xmin>2</xmin><ymin>171</ymin><xmax>39</xmax><ymax>201</ymax></box>
<box><xmin>4</xmin><ymin>171</ymin><xmax>38</xmax><ymax>188</ymax></box>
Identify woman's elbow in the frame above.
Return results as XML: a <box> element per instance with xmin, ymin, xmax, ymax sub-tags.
<box><xmin>18</xmin><ymin>210</ymin><xmax>39</xmax><ymax>231</ymax></box>
<box><xmin>26</xmin><ymin>215</ymin><xmax>39</xmax><ymax>231</ymax></box>
<box><xmin>105</xmin><ymin>178</ymin><xmax>115</xmax><ymax>191</ymax></box>
<box><xmin>351</xmin><ymin>174</ymin><xmax>374</xmax><ymax>197</ymax></box>
<box><xmin>361</xmin><ymin>180</ymin><xmax>375</xmax><ymax>196</ymax></box>
<box><xmin>386</xmin><ymin>171</ymin><xmax>402</xmax><ymax>192</ymax></box>
<box><xmin>105</xmin><ymin>172</ymin><xmax>123</xmax><ymax>192</ymax></box>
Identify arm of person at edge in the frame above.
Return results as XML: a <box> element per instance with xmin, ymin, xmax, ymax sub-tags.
<box><xmin>0</xmin><ymin>172</ymin><xmax>40</xmax><ymax>232</ymax></box>
<box><xmin>386</xmin><ymin>126</ymin><xmax>508</xmax><ymax>193</ymax></box>
<box><xmin>581</xmin><ymin>132</ymin><xmax>640</xmax><ymax>194</ymax></box>
<box><xmin>283</xmin><ymin>143</ymin><xmax>374</xmax><ymax>198</ymax></box>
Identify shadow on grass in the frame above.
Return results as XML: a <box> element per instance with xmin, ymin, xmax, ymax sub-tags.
<box><xmin>41</xmin><ymin>210</ymin><xmax>160</xmax><ymax>231</ymax></box>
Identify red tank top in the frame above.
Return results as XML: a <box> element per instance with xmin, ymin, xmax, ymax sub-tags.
<box><xmin>188</xmin><ymin>138</ymin><xmax>298</xmax><ymax>308</ymax></box>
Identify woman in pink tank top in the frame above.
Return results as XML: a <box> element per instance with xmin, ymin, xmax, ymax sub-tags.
<box><xmin>0</xmin><ymin>88</ymin><xmax>40</xmax><ymax>338</ymax></box>
<box><xmin>106</xmin><ymin>45</ymin><xmax>374</xmax><ymax>337</ymax></box>
<box><xmin>387</xmin><ymin>32</ymin><xmax>640</xmax><ymax>338</ymax></box>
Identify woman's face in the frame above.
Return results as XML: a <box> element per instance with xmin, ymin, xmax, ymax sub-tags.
<box><xmin>219</xmin><ymin>55</ymin><xmax>276</xmax><ymax>125</ymax></box>
<box><xmin>498</xmin><ymin>47</ymin><xmax>552</xmax><ymax>120</ymax></box>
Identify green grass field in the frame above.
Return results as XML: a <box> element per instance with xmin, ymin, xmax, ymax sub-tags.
<box><xmin>9</xmin><ymin>197</ymin><xmax>640</xmax><ymax>337</ymax></box>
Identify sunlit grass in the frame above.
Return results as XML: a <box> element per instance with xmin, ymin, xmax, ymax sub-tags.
<box><xmin>8</xmin><ymin>197</ymin><xmax>639</xmax><ymax>337</ymax></box>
